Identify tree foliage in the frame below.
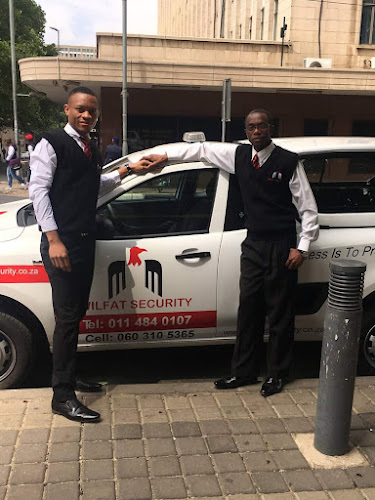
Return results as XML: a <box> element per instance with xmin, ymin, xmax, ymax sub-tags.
<box><xmin>0</xmin><ymin>0</ymin><xmax>64</xmax><ymax>136</ymax></box>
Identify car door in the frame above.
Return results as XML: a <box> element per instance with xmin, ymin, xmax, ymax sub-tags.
<box><xmin>296</xmin><ymin>151</ymin><xmax>375</xmax><ymax>339</ymax></box>
<box><xmin>79</xmin><ymin>164</ymin><xmax>225</xmax><ymax>348</ymax></box>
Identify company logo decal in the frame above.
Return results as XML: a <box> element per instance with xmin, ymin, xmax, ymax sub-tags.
<box><xmin>108</xmin><ymin>261</ymin><xmax>126</xmax><ymax>299</ymax></box>
<box><xmin>108</xmin><ymin>246</ymin><xmax>163</xmax><ymax>299</ymax></box>
<box><xmin>128</xmin><ymin>246</ymin><xmax>147</xmax><ymax>266</ymax></box>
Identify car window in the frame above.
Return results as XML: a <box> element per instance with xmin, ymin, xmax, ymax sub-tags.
<box><xmin>96</xmin><ymin>169</ymin><xmax>218</xmax><ymax>239</ymax></box>
<box><xmin>301</xmin><ymin>153</ymin><xmax>375</xmax><ymax>213</ymax></box>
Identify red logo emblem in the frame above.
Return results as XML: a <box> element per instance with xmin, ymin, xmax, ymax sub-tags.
<box><xmin>128</xmin><ymin>247</ymin><xmax>147</xmax><ymax>266</ymax></box>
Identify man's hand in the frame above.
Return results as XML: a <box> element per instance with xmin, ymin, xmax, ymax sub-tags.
<box><xmin>127</xmin><ymin>159</ymin><xmax>153</xmax><ymax>173</ymax></box>
<box><xmin>141</xmin><ymin>153</ymin><xmax>168</xmax><ymax>168</ymax></box>
<box><xmin>285</xmin><ymin>248</ymin><xmax>305</xmax><ymax>270</ymax></box>
<box><xmin>117</xmin><ymin>159</ymin><xmax>153</xmax><ymax>179</ymax></box>
<box><xmin>46</xmin><ymin>231</ymin><xmax>71</xmax><ymax>272</ymax></box>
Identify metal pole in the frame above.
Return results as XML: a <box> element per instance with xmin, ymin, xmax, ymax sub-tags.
<box><xmin>122</xmin><ymin>0</ymin><xmax>128</xmax><ymax>156</ymax></box>
<box><xmin>221</xmin><ymin>78</ymin><xmax>231</xmax><ymax>142</ymax></box>
<box><xmin>9</xmin><ymin>0</ymin><xmax>19</xmax><ymax>147</ymax></box>
<box><xmin>221</xmin><ymin>79</ymin><xmax>226</xmax><ymax>142</ymax></box>
<box><xmin>50</xmin><ymin>27</ymin><xmax>60</xmax><ymax>80</ymax></box>
<box><xmin>314</xmin><ymin>259</ymin><xmax>366</xmax><ymax>456</ymax></box>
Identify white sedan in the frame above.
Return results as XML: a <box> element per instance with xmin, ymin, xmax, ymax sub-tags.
<box><xmin>1</xmin><ymin>135</ymin><xmax>375</xmax><ymax>389</ymax></box>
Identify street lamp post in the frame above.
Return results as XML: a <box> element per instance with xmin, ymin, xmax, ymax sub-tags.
<box><xmin>50</xmin><ymin>26</ymin><xmax>61</xmax><ymax>80</ymax></box>
<box><xmin>9</xmin><ymin>0</ymin><xmax>19</xmax><ymax>147</ymax></box>
<box><xmin>122</xmin><ymin>0</ymin><xmax>128</xmax><ymax>156</ymax></box>
<box><xmin>50</xmin><ymin>26</ymin><xmax>60</xmax><ymax>50</ymax></box>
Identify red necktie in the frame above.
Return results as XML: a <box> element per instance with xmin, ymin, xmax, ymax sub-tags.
<box><xmin>252</xmin><ymin>153</ymin><xmax>260</xmax><ymax>169</ymax></box>
<box><xmin>81</xmin><ymin>137</ymin><xmax>92</xmax><ymax>160</ymax></box>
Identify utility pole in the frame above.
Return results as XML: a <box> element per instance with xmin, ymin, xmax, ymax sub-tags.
<box><xmin>221</xmin><ymin>78</ymin><xmax>231</xmax><ymax>142</ymax></box>
<box><xmin>122</xmin><ymin>0</ymin><xmax>128</xmax><ymax>156</ymax></box>
<box><xmin>9</xmin><ymin>0</ymin><xmax>19</xmax><ymax>147</ymax></box>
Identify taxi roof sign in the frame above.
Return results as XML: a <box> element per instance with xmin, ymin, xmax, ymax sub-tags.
<box><xmin>183</xmin><ymin>131</ymin><xmax>206</xmax><ymax>143</ymax></box>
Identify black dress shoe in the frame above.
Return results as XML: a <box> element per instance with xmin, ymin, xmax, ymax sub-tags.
<box><xmin>214</xmin><ymin>376</ymin><xmax>258</xmax><ymax>390</ymax></box>
<box><xmin>52</xmin><ymin>397</ymin><xmax>101</xmax><ymax>423</ymax></box>
<box><xmin>75</xmin><ymin>379</ymin><xmax>103</xmax><ymax>392</ymax></box>
<box><xmin>260</xmin><ymin>377</ymin><xmax>284</xmax><ymax>397</ymax></box>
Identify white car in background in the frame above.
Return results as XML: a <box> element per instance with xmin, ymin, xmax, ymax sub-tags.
<box><xmin>1</xmin><ymin>135</ymin><xmax>375</xmax><ymax>389</ymax></box>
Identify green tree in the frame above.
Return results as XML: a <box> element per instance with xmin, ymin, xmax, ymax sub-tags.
<box><xmin>0</xmin><ymin>0</ymin><xmax>64</xmax><ymax>137</ymax></box>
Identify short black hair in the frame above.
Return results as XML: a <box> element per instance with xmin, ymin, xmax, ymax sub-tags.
<box><xmin>67</xmin><ymin>86</ymin><xmax>98</xmax><ymax>100</ymax></box>
<box><xmin>244</xmin><ymin>108</ymin><xmax>273</xmax><ymax>126</ymax></box>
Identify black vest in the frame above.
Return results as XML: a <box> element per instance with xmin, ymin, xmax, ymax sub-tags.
<box><xmin>235</xmin><ymin>144</ymin><xmax>298</xmax><ymax>239</ymax></box>
<box><xmin>42</xmin><ymin>129</ymin><xmax>101</xmax><ymax>235</ymax></box>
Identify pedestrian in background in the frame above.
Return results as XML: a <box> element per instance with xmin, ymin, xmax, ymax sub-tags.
<box><xmin>143</xmin><ymin>108</ymin><xmax>319</xmax><ymax>397</ymax></box>
<box><xmin>29</xmin><ymin>86</ymin><xmax>153</xmax><ymax>423</ymax></box>
<box><xmin>104</xmin><ymin>136</ymin><xmax>122</xmax><ymax>165</ymax></box>
<box><xmin>4</xmin><ymin>138</ymin><xmax>27</xmax><ymax>192</ymax></box>
<box><xmin>25</xmin><ymin>134</ymin><xmax>35</xmax><ymax>185</ymax></box>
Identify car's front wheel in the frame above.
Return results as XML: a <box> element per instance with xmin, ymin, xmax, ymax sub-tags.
<box><xmin>0</xmin><ymin>313</ymin><xmax>33</xmax><ymax>389</ymax></box>
<box><xmin>359</xmin><ymin>308</ymin><xmax>375</xmax><ymax>375</ymax></box>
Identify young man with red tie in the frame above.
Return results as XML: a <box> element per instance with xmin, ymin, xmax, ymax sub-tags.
<box><xmin>29</xmin><ymin>87</ymin><xmax>152</xmax><ymax>422</ymax></box>
<box><xmin>143</xmin><ymin>109</ymin><xmax>319</xmax><ymax>397</ymax></box>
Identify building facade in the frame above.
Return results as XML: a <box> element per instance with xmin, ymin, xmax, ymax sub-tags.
<box><xmin>158</xmin><ymin>0</ymin><xmax>375</xmax><ymax>70</ymax></box>
<box><xmin>18</xmin><ymin>0</ymin><xmax>375</xmax><ymax>154</ymax></box>
<box><xmin>58</xmin><ymin>45</ymin><xmax>97</xmax><ymax>59</ymax></box>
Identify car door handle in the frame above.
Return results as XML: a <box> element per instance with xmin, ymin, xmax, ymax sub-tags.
<box><xmin>175</xmin><ymin>251</ymin><xmax>211</xmax><ymax>260</ymax></box>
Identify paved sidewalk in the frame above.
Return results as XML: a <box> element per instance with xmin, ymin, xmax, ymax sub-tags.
<box><xmin>0</xmin><ymin>378</ymin><xmax>375</xmax><ymax>500</ymax></box>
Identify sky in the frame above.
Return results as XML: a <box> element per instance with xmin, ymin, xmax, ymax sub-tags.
<box><xmin>36</xmin><ymin>0</ymin><xmax>158</xmax><ymax>47</ymax></box>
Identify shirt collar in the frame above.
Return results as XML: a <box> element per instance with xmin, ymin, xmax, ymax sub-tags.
<box><xmin>252</xmin><ymin>141</ymin><xmax>275</xmax><ymax>163</ymax></box>
<box><xmin>64</xmin><ymin>123</ymin><xmax>90</xmax><ymax>140</ymax></box>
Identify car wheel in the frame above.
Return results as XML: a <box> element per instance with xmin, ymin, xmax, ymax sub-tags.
<box><xmin>0</xmin><ymin>312</ymin><xmax>33</xmax><ymax>389</ymax></box>
<box><xmin>359</xmin><ymin>309</ymin><xmax>375</xmax><ymax>375</ymax></box>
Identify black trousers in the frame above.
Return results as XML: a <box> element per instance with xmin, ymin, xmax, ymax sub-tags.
<box><xmin>231</xmin><ymin>234</ymin><xmax>298</xmax><ymax>380</ymax></box>
<box><xmin>41</xmin><ymin>233</ymin><xmax>96</xmax><ymax>401</ymax></box>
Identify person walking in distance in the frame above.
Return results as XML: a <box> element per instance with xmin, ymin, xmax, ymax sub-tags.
<box><xmin>29</xmin><ymin>86</ymin><xmax>153</xmax><ymax>422</ymax></box>
<box><xmin>142</xmin><ymin>109</ymin><xmax>319</xmax><ymax>397</ymax></box>
<box><xmin>25</xmin><ymin>133</ymin><xmax>35</xmax><ymax>185</ymax></box>
<box><xmin>104</xmin><ymin>136</ymin><xmax>122</xmax><ymax>165</ymax></box>
<box><xmin>4</xmin><ymin>138</ymin><xmax>27</xmax><ymax>192</ymax></box>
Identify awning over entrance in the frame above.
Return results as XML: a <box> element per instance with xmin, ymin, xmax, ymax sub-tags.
<box><xmin>19</xmin><ymin>56</ymin><xmax>375</xmax><ymax>105</ymax></box>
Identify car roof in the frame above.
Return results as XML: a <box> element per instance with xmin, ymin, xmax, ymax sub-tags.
<box><xmin>103</xmin><ymin>136</ymin><xmax>375</xmax><ymax>174</ymax></box>
<box><xmin>236</xmin><ymin>136</ymin><xmax>375</xmax><ymax>154</ymax></box>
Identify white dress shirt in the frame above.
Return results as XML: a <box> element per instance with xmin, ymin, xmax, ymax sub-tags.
<box><xmin>29</xmin><ymin>124</ymin><xmax>121</xmax><ymax>233</ymax></box>
<box><xmin>154</xmin><ymin>140</ymin><xmax>319</xmax><ymax>251</ymax></box>
<box><xmin>6</xmin><ymin>145</ymin><xmax>16</xmax><ymax>162</ymax></box>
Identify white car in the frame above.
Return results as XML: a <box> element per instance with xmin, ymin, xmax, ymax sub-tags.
<box><xmin>1</xmin><ymin>136</ymin><xmax>375</xmax><ymax>389</ymax></box>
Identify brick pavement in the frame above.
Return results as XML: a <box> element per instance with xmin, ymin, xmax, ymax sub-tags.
<box><xmin>0</xmin><ymin>378</ymin><xmax>374</xmax><ymax>500</ymax></box>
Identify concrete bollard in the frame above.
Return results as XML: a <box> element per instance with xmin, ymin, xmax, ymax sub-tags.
<box><xmin>314</xmin><ymin>259</ymin><xmax>366</xmax><ymax>456</ymax></box>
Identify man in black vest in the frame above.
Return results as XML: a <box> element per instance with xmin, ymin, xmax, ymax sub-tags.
<box><xmin>143</xmin><ymin>109</ymin><xmax>319</xmax><ymax>397</ymax></box>
<box><xmin>29</xmin><ymin>87</ymin><xmax>153</xmax><ymax>421</ymax></box>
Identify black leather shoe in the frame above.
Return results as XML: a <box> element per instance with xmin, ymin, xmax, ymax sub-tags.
<box><xmin>214</xmin><ymin>376</ymin><xmax>258</xmax><ymax>390</ymax></box>
<box><xmin>52</xmin><ymin>397</ymin><xmax>101</xmax><ymax>422</ymax></box>
<box><xmin>260</xmin><ymin>377</ymin><xmax>284</xmax><ymax>397</ymax></box>
<box><xmin>75</xmin><ymin>379</ymin><xmax>103</xmax><ymax>392</ymax></box>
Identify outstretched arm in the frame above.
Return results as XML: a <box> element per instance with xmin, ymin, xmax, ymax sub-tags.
<box><xmin>143</xmin><ymin>142</ymin><xmax>238</xmax><ymax>174</ymax></box>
